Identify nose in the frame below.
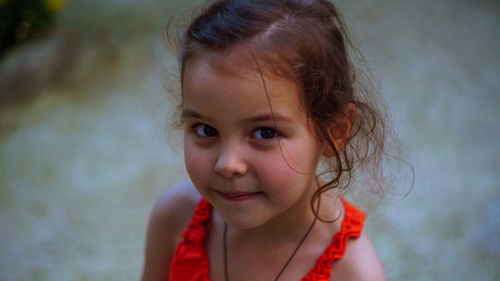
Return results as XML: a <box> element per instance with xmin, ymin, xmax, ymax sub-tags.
<box><xmin>214</xmin><ymin>143</ymin><xmax>248</xmax><ymax>178</ymax></box>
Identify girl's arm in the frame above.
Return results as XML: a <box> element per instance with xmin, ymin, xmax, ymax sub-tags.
<box><xmin>140</xmin><ymin>181</ymin><xmax>201</xmax><ymax>281</ymax></box>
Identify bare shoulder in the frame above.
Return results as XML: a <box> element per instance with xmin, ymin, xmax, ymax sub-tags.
<box><xmin>140</xmin><ymin>180</ymin><xmax>202</xmax><ymax>281</ymax></box>
<box><xmin>330</xmin><ymin>231</ymin><xmax>387</xmax><ymax>281</ymax></box>
<box><xmin>153</xmin><ymin>180</ymin><xmax>202</xmax><ymax>221</ymax></box>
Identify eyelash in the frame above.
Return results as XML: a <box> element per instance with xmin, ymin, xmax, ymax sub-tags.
<box><xmin>192</xmin><ymin>123</ymin><xmax>280</xmax><ymax>142</ymax></box>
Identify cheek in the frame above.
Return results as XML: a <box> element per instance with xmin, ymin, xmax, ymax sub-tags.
<box><xmin>279</xmin><ymin>141</ymin><xmax>321</xmax><ymax>172</ymax></box>
<box><xmin>255</xmin><ymin>142</ymin><xmax>321</xmax><ymax>188</ymax></box>
<box><xmin>184</xmin><ymin>144</ymin><xmax>212</xmax><ymax>182</ymax></box>
<box><xmin>255</xmin><ymin>149</ymin><xmax>310</xmax><ymax>188</ymax></box>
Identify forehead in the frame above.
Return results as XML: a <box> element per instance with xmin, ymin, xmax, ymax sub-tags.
<box><xmin>182</xmin><ymin>53</ymin><xmax>306</xmax><ymax>119</ymax></box>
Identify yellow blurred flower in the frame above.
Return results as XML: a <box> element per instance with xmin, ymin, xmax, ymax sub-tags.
<box><xmin>44</xmin><ymin>0</ymin><xmax>65</xmax><ymax>13</ymax></box>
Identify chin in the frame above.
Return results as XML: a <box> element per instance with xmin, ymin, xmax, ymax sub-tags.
<box><xmin>216</xmin><ymin>208</ymin><xmax>269</xmax><ymax>230</ymax></box>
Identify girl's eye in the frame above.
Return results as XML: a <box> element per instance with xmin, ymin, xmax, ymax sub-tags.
<box><xmin>194</xmin><ymin>124</ymin><xmax>218</xmax><ymax>137</ymax></box>
<box><xmin>253</xmin><ymin>127</ymin><xmax>278</xmax><ymax>140</ymax></box>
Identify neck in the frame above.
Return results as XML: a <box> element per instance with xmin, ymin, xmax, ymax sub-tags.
<box><xmin>246</xmin><ymin>204</ymin><xmax>315</xmax><ymax>245</ymax></box>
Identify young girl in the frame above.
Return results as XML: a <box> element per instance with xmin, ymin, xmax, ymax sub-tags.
<box><xmin>142</xmin><ymin>0</ymin><xmax>389</xmax><ymax>280</ymax></box>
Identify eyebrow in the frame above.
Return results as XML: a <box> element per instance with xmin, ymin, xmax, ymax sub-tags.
<box><xmin>182</xmin><ymin>109</ymin><xmax>205</xmax><ymax>120</ymax></box>
<box><xmin>244</xmin><ymin>113</ymin><xmax>294</xmax><ymax>124</ymax></box>
<box><xmin>182</xmin><ymin>109</ymin><xmax>294</xmax><ymax>124</ymax></box>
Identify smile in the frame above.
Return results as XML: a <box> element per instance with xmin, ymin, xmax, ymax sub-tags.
<box><xmin>216</xmin><ymin>190</ymin><xmax>263</xmax><ymax>202</ymax></box>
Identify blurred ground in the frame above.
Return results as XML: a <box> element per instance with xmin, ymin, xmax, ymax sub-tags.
<box><xmin>1</xmin><ymin>0</ymin><xmax>499</xmax><ymax>280</ymax></box>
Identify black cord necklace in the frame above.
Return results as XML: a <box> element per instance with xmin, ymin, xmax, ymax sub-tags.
<box><xmin>223</xmin><ymin>217</ymin><xmax>317</xmax><ymax>281</ymax></box>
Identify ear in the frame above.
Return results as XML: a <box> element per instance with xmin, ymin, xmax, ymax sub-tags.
<box><xmin>322</xmin><ymin>103</ymin><xmax>357</xmax><ymax>157</ymax></box>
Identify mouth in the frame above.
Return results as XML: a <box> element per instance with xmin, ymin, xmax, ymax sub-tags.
<box><xmin>216</xmin><ymin>190</ymin><xmax>263</xmax><ymax>202</ymax></box>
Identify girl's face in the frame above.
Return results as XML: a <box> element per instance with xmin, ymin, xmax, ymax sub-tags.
<box><xmin>182</xmin><ymin>55</ymin><xmax>324</xmax><ymax>230</ymax></box>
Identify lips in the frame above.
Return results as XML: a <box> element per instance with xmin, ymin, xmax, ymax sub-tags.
<box><xmin>216</xmin><ymin>190</ymin><xmax>263</xmax><ymax>201</ymax></box>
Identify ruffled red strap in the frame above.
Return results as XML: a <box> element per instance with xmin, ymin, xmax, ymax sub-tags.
<box><xmin>301</xmin><ymin>197</ymin><xmax>366</xmax><ymax>281</ymax></box>
<box><xmin>169</xmin><ymin>198</ymin><xmax>212</xmax><ymax>281</ymax></box>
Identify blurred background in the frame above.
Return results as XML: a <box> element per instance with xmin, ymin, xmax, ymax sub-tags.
<box><xmin>0</xmin><ymin>0</ymin><xmax>498</xmax><ymax>280</ymax></box>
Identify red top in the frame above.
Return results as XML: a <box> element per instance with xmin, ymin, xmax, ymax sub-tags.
<box><xmin>169</xmin><ymin>198</ymin><xmax>365</xmax><ymax>281</ymax></box>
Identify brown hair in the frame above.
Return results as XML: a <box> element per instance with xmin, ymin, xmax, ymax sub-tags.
<box><xmin>168</xmin><ymin>0</ymin><xmax>407</xmax><ymax>218</ymax></box>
